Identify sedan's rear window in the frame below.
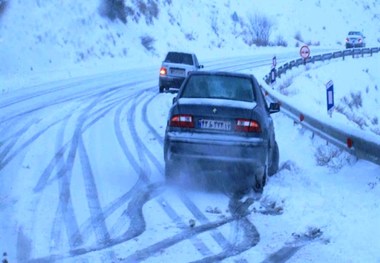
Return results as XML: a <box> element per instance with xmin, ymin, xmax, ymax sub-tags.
<box><xmin>181</xmin><ymin>75</ymin><xmax>255</xmax><ymax>102</ymax></box>
<box><xmin>165</xmin><ymin>52</ymin><xmax>194</xmax><ymax>65</ymax></box>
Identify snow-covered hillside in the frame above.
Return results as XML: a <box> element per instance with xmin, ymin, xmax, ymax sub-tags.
<box><xmin>1</xmin><ymin>0</ymin><xmax>380</xmax><ymax>91</ymax></box>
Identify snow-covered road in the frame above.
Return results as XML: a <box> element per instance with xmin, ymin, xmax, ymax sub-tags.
<box><xmin>1</xmin><ymin>53</ymin><xmax>380</xmax><ymax>263</ymax></box>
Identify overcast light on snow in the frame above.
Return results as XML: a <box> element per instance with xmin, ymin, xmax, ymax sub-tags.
<box><xmin>1</xmin><ymin>1</ymin><xmax>380</xmax><ymax>263</ymax></box>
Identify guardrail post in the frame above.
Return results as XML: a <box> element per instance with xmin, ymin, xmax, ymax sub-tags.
<box><xmin>347</xmin><ymin>138</ymin><xmax>353</xmax><ymax>149</ymax></box>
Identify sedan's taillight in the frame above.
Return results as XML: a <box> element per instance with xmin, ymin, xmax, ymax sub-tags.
<box><xmin>169</xmin><ymin>115</ymin><xmax>194</xmax><ymax>128</ymax></box>
<box><xmin>160</xmin><ymin>67</ymin><xmax>167</xmax><ymax>76</ymax></box>
<box><xmin>235</xmin><ymin>119</ymin><xmax>261</xmax><ymax>132</ymax></box>
<box><xmin>358</xmin><ymin>38</ymin><xmax>362</xmax><ymax>43</ymax></box>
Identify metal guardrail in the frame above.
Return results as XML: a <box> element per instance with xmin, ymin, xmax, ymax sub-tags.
<box><xmin>262</xmin><ymin>47</ymin><xmax>380</xmax><ymax>166</ymax></box>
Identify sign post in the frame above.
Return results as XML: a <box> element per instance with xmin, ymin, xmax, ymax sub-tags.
<box><xmin>326</xmin><ymin>80</ymin><xmax>334</xmax><ymax>117</ymax></box>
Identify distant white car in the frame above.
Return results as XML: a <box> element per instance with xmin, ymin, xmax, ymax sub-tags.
<box><xmin>159</xmin><ymin>51</ymin><xmax>203</xmax><ymax>93</ymax></box>
<box><xmin>345</xmin><ymin>31</ymin><xmax>366</xmax><ymax>48</ymax></box>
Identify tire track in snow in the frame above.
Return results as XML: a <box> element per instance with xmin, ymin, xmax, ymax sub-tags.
<box><xmin>0</xmin><ymin>84</ymin><xmax>126</xmax><ymax>172</ymax></box>
<box><xmin>114</xmin><ymin>89</ymin><xmax>214</xmax><ymax>257</ymax></box>
<box><xmin>29</xmin><ymin>182</ymin><xmax>164</xmax><ymax>263</ymax></box>
<box><xmin>67</xmin><ymin>92</ymin><xmax>151</xmax><ymax>246</ymax></box>
<box><xmin>122</xmin><ymin>200</ymin><xmax>259</xmax><ymax>262</ymax></box>
<box><xmin>33</xmin><ymin>90</ymin><xmax>129</xmax><ymax>192</ymax></box>
<box><xmin>49</xmin><ymin>88</ymin><xmax>125</xmax><ymax>250</ymax></box>
<box><xmin>31</xmin><ymin>87</ymin><xmax>155</xmax><ymax>262</ymax></box>
<box><xmin>0</xmin><ymin>119</ymin><xmax>39</xmax><ymax>169</ymax></box>
<box><xmin>28</xmin><ymin>87</ymin><xmax>129</xmax><ymax>261</ymax></box>
<box><xmin>0</xmin><ymin>115</ymin><xmax>70</xmax><ymax>171</ymax></box>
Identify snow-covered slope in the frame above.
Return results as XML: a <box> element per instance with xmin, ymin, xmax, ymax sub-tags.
<box><xmin>1</xmin><ymin>0</ymin><xmax>379</xmax><ymax>91</ymax></box>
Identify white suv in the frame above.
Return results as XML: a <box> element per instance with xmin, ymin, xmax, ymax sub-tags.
<box><xmin>345</xmin><ymin>31</ymin><xmax>366</xmax><ymax>48</ymax></box>
<box><xmin>159</xmin><ymin>51</ymin><xmax>203</xmax><ymax>93</ymax></box>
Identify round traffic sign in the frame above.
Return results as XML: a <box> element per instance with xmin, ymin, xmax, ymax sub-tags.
<box><xmin>300</xmin><ymin>45</ymin><xmax>310</xmax><ymax>59</ymax></box>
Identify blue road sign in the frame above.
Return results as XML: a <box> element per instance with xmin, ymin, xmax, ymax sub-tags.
<box><xmin>270</xmin><ymin>68</ymin><xmax>276</xmax><ymax>84</ymax></box>
<box><xmin>326</xmin><ymin>80</ymin><xmax>334</xmax><ymax>112</ymax></box>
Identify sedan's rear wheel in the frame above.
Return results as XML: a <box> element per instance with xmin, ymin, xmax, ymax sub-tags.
<box><xmin>251</xmin><ymin>165</ymin><xmax>267</xmax><ymax>194</ymax></box>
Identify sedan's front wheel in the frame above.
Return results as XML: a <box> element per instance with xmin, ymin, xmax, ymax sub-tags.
<box><xmin>268</xmin><ymin>141</ymin><xmax>279</xmax><ymax>176</ymax></box>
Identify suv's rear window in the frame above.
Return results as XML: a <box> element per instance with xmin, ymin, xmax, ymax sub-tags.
<box><xmin>165</xmin><ymin>52</ymin><xmax>193</xmax><ymax>65</ymax></box>
<box><xmin>181</xmin><ymin>75</ymin><xmax>255</xmax><ymax>102</ymax></box>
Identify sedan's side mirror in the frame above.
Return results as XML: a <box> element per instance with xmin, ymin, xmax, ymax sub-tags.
<box><xmin>269</xmin><ymin>102</ymin><xmax>280</xmax><ymax>114</ymax></box>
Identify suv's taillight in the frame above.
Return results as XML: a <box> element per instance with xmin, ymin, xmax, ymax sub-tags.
<box><xmin>160</xmin><ymin>67</ymin><xmax>167</xmax><ymax>76</ymax></box>
<box><xmin>169</xmin><ymin>115</ymin><xmax>194</xmax><ymax>128</ymax></box>
<box><xmin>235</xmin><ymin>119</ymin><xmax>261</xmax><ymax>132</ymax></box>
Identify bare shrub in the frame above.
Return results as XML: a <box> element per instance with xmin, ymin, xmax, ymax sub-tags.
<box><xmin>0</xmin><ymin>0</ymin><xmax>8</xmax><ymax>17</ymax></box>
<box><xmin>99</xmin><ymin>0</ymin><xmax>159</xmax><ymax>25</ymax></box>
<box><xmin>372</xmin><ymin>117</ymin><xmax>379</xmax><ymax>125</ymax></box>
<box><xmin>185</xmin><ymin>32</ymin><xmax>196</xmax><ymax>41</ymax></box>
<box><xmin>346</xmin><ymin>92</ymin><xmax>363</xmax><ymax>109</ymax></box>
<box><xmin>247</xmin><ymin>13</ymin><xmax>273</xmax><ymax>46</ymax></box>
<box><xmin>141</xmin><ymin>35</ymin><xmax>155</xmax><ymax>51</ymax></box>
<box><xmin>137</xmin><ymin>0</ymin><xmax>159</xmax><ymax>25</ymax></box>
<box><xmin>211</xmin><ymin>15</ymin><xmax>219</xmax><ymax>37</ymax></box>
<box><xmin>371</xmin><ymin>127</ymin><xmax>380</xmax><ymax>136</ymax></box>
<box><xmin>99</xmin><ymin>0</ymin><xmax>130</xmax><ymax>24</ymax></box>
<box><xmin>335</xmin><ymin>91</ymin><xmax>369</xmax><ymax>129</ymax></box>
<box><xmin>274</xmin><ymin>35</ymin><xmax>288</xmax><ymax>47</ymax></box>
<box><xmin>315</xmin><ymin>145</ymin><xmax>355</xmax><ymax>171</ymax></box>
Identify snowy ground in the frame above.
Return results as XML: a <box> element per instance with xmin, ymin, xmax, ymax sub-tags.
<box><xmin>1</xmin><ymin>0</ymin><xmax>380</xmax><ymax>262</ymax></box>
<box><xmin>1</xmin><ymin>52</ymin><xmax>380</xmax><ymax>263</ymax></box>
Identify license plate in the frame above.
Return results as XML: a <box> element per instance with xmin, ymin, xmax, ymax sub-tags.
<box><xmin>199</xmin><ymin>119</ymin><xmax>232</xmax><ymax>131</ymax></box>
<box><xmin>170</xmin><ymin>68</ymin><xmax>185</xmax><ymax>76</ymax></box>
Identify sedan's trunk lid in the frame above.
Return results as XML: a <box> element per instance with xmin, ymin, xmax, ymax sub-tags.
<box><xmin>174</xmin><ymin>97</ymin><xmax>259</xmax><ymax>135</ymax></box>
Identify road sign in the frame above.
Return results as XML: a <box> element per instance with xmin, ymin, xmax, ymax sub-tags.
<box><xmin>326</xmin><ymin>80</ymin><xmax>334</xmax><ymax>114</ymax></box>
<box><xmin>300</xmin><ymin>45</ymin><xmax>310</xmax><ymax>59</ymax></box>
<box><xmin>270</xmin><ymin>68</ymin><xmax>276</xmax><ymax>84</ymax></box>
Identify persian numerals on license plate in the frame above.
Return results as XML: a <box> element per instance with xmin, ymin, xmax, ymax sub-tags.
<box><xmin>199</xmin><ymin>119</ymin><xmax>231</xmax><ymax>131</ymax></box>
